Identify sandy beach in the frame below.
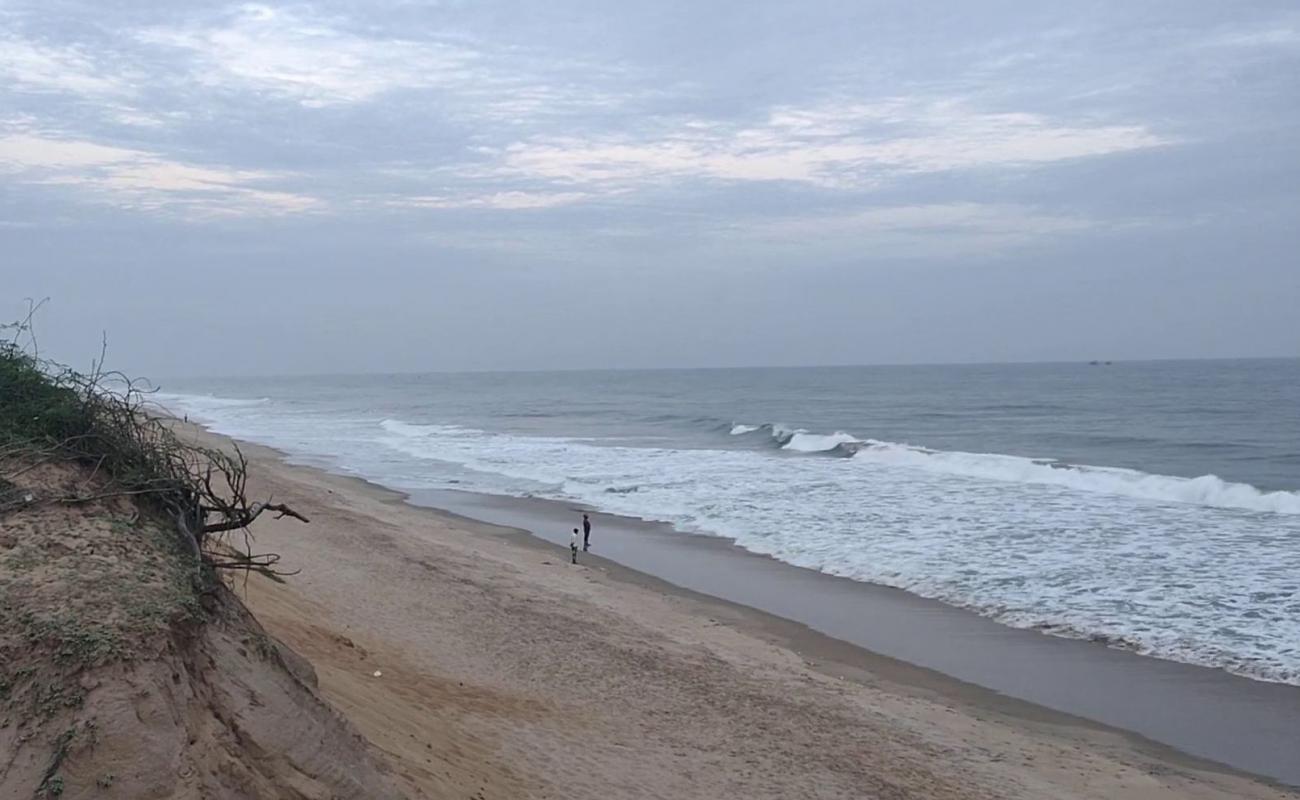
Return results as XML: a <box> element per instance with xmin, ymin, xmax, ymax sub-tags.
<box><xmin>11</xmin><ymin>0</ymin><xmax>1298</xmax><ymax>795</ymax></box>
<box><xmin>177</xmin><ymin>423</ymin><xmax>1299</xmax><ymax>800</ymax></box>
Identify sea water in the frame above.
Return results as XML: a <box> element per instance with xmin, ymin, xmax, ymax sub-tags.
<box><xmin>157</xmin><ymin>360</ymin><xmax>1300</xmax><ymax>684</ymax></box>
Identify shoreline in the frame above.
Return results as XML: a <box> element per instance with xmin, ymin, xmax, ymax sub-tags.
<box><xmin>175</xmin><ymin>420</ymin><xmax>1300</xmax><ymax>798</ymax></box>
<box><xmin>411</xmin><ymin>487</ymin><xmax>1300</xmax><ymax>787</ymax></box>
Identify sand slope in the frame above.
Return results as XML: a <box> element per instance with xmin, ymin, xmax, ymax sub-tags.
<box><xmin>185</xmin><ymin>425</ymin><xmax>1298</xmax><ymax>800</ymax></box>
<box><xmin>0</xmin><ymin>459</ymin><xmax>400</xmax><ymax>799</ymax></box>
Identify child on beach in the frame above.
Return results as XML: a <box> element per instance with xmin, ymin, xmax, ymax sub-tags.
<box><xmin>570</xmin><ymin>528</ymin><xmax>579</xmax><ymax>564</ymax></box>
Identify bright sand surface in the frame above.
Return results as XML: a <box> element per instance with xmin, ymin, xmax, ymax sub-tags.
<box><xmin>178</xmin><ymin>423</ymin><xmax>1299</xmax><ymax>800</ymax></box>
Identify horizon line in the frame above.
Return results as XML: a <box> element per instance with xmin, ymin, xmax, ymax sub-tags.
<box><xmin>150</xmin><ymin>353</ymin><xmax>1300</xmax><ymax>383</ymax></box>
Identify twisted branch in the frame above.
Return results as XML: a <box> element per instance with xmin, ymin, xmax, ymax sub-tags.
<box><xmin>1</xmin><ymin>319</ymin><xmax>308</xmax><ymax>575</ymax></box>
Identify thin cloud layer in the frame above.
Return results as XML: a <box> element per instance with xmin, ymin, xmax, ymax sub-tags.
<box><xmin>392</xmin><ymin>191</ymin><xmax>594</xmax><ymax>211</ymax></box>
<box><xmin>137</xmin><ymin>4</ymin><xmax>480</xmax><ymax>108</ymax></box>
<box><xmin>0</xmin><ymin>2</ymin><xmax>1187</xmax><ymax>228</ymax></box>
<box><xmin>2</xmin><ymin>0</ymin><xmax>1297</xmax><ymax>371</ymax></box>
<box><xmin>730</xmin><ymin>202</ymin><xmax>1099</xmax><ymax>259</ymax></box>
<box><xmin>491</xmin><ymin>100</ymin><xmax>1169</xmax><ymax>191</ymax></box>
<box><xmin>0</xmin><ymin>36</ymin><xmax>132</xmax><ymax>96</ymax></box>
<box><xmin>0</xmin><ymin>126</ymin><xmax>319</xmax><ymax>216</ymax></box>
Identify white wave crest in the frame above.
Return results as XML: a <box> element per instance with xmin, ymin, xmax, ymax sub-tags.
<box><xmin>381</xmin><ymin>418</ymin><xmax>465</xmax><ymax>437</ymax></box>
<box><xmin>152</xmin><ymin>392</ymin><xmax>270</xmax><ymax>419</ymax></box>
<box><xmin>724</xmin><ymin>418</ymin><xmax>1300</xmax><ymax>514</ymax></box>
<box><xmin>854</xmin><ymin>440</ymin><xmax>1300</xmax><ymax>515</ymax></box>
<box><xmin>783</xmin><ymin>431</ymin><xmax>860</xmax><ymax>453</ymax></box>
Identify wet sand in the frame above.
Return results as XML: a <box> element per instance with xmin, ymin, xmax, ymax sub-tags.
<box><xmin>176</xmin><ymin>420</ymin><xmax>1300</xmax><ymax>799</ymax></box>
<box><xmin>419</xmin><ymin>489</ymin><xmax>1300</xmax><ymax>787</ymax></box>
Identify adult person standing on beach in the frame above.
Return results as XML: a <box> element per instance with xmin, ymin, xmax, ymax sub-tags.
<box><xmin>582</xmin><ymin>513</ymin><xmax>592</xmax><ymax>551</ymax></box>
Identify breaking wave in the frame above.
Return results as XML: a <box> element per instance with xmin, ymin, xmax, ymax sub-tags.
<box><xmin>728</xmin><ymin>421</ymin><xmax>1300</xmax><ymax>514</ymax></box>
<box><xmin>155</xmin><ymin>391</ymin><xmax>1300</xmax><ymax>684</ymax></box>
<box><xmin>730</xmin><ymin>422</ymin><xmax>860</xmax><ymax>455</ymax></box>
<box><xmin>153</xmin><ymin>392</ymin><xmax>270</xmax><ymax>415</ymax></box>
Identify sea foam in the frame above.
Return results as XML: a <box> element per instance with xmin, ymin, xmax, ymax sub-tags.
<box><xmin>726</xmin><ymin>421</ymin><xmax>1300</xmax><ymax>514</ymax></box>
<box><xmin>159</xmin><ymin>392</ymin><xmax>1300</xmax><ymax>685</ymax></box>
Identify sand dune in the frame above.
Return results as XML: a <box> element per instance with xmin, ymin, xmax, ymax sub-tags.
<box><xmin>0</xmin><ymin>458</ymin><xmax>399</xmax><ymax>799</ymax></box>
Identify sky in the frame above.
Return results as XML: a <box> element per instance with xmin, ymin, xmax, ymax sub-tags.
<box><xmin>2</xmin><ymin>0</ymin><xmax>1298</xmax><ymax>376</ymax></box>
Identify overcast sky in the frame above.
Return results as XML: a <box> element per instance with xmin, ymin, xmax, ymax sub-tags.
<box><xmin>3</xmin><ymin>0</ymin><xmax>1298</xmax><ymax>376</ymax></box>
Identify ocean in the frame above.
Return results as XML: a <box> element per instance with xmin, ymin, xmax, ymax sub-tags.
<box><xmin>157</xmin><ymin>359</ymin><xmax>1300</xmax><ymax>685</ymax></box>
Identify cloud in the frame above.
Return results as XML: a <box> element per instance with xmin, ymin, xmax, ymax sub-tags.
<box><xmin>762</xmin><ymin>202</ymin><xmax>1093</xmax><ymax>236</ymax></box>
<box><xmin>0</xmin><ymin>2</ymin><xmax>1214</xmax><ymax>241</ymax></box>
<box><xmin>369</xmin><ymin>97</ymin><xmax>1170</xmax><ymax>215</ymax></box>
<box><xmin>489</xmin><ymin>98</ymin><xmax>1172</xmax><ymax>193</ymax></box>
<box><xmin>0</xmin><ymin>128</ymin><xmax>320</xmax><ymax>217</ymax></box>
<box><xmin>104</xmin><ymin>106</ymin><xmax>186</xmax><ymax>128</ymax></box>
<box><xmin>726</xmin><ymin>202</ymin><xmax>1099</xmax><ymax>259</ymax></box>
<box><xmin>1209</xmin><ymin>25</ymin><xmax>1300</xmax><ymax>49</ymax></box>
<box><xmin>131</xmin><ymin>3</ymin><xmax>640</xmax><ymax>127</ymax></box>
<box><xmin>0</xmin><ymin>35</ymin><xmax>131</xmax><ymax>96</ymax></box>
<box><xmin>391</xmin><ymin>191</ymin><xmax>594</xmax><ymax>210</ymax></box>
<box><xmin>413</xmin><ymin>202</ymin><xmax>1103</xmax><ymax>262</ymax></box>
<box><xmin>138</xmin><ymin>4</ymin><xmax>479</xmax><ymax>108</ymax></box>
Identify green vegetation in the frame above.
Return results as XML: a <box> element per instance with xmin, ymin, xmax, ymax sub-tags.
<box><xmin>0</xmin><ymin>307</ymin><xmax>308</xmax><ymax>734</ymax></box>
<box><xmin>0</xmin><ymin>341</ymin><xmax>85</xmax><ymax>448</ymax></box>
<box><xmin>0</xmin><ymin>308</ymin><xmax>306</xmax><ymax>569</ymax></box>
<box><xmin>0</xmin><ymin>333</ymin><xmax>210</xmax><ymax>527</ymax></box>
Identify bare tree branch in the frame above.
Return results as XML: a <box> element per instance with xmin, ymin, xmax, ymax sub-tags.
<box><xmin>2</xmin><ymin>318</ymin><xmax>310</xmax><ymax>575</ymax></box>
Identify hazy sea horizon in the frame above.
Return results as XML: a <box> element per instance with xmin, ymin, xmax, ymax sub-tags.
<box><xmin>158</xmin><ymin>359</ymin><xmax>1300</xmax><ymax>685</ymax></box>
<box><xmin>154</xmin><ymin>354</ymin><xmax>1300</xmax><ymax>381</ymax></box>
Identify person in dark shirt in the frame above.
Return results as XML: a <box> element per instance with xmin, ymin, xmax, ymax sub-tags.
<box><xmin>582</xmin><ymin>513</ymin><xmax>592</xmax><ymax>551</ymax></box>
